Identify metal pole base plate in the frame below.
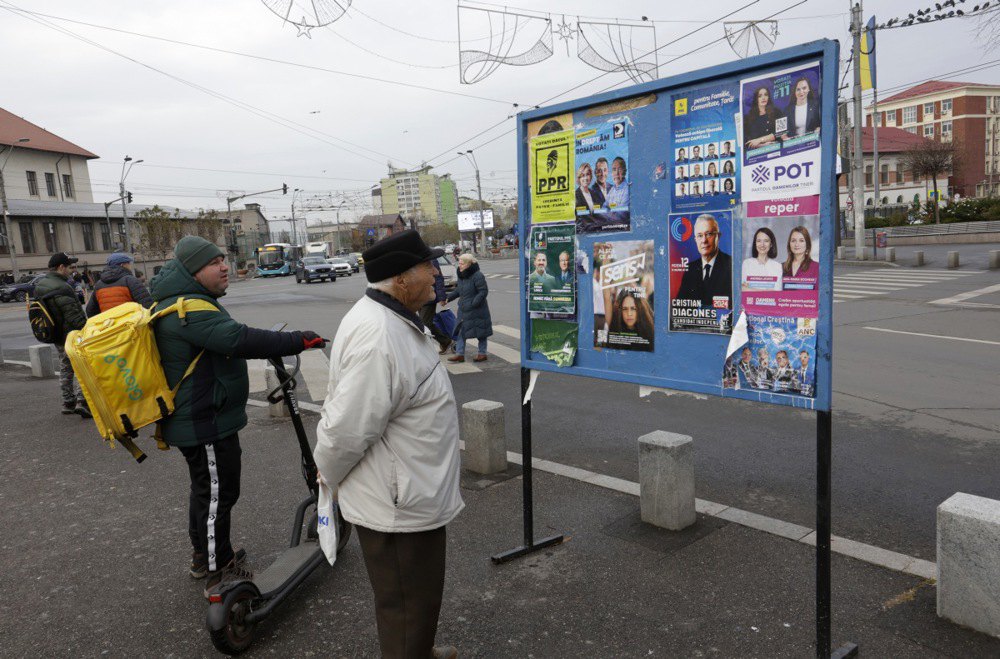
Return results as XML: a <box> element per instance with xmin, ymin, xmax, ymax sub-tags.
<box><xmin>830</xmin><ymin>642</ymin><xmax>859</xmax><ymax>658</ymax></box>
<box><xmin>490</xmin><ymin>534</ymin><xmax>565</xmax><ymax>565</ymax></box>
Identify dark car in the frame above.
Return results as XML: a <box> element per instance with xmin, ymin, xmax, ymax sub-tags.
<box><xmin>0</xmin><ymin>274</ymin><xmax>45</xmax><ymax>303</ymax></box>
<box><xmin>341</xmin><ymin>254</ymin><xmax>360</xmax><ymax>273</ymax></box>
<box><xmin>295</xmin><ymin>256</ymin><xmax>337</xmax><ymax>284</ymax></box>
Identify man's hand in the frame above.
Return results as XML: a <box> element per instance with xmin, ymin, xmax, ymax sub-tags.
<box><xmin>302</xmin><ymin>331</ymin><xmax>326</xmax><ymax>350</ymax></box>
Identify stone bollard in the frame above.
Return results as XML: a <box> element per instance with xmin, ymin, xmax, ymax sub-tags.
<box><xmin>947</xmin><ymin>251</ymin><xmax>960</xmax><ymax>269</ymax></box>
<box><xmin>885</xmin><ymin>247</ymin><xmax>896</xmax><ymax>263</ymax></box>
<box><xmin>989</xmin><ymin>250</ymin><xmax>1000</xmax><ymax>270</ymax></box>
<box><xmin>937</xmin><ymin>493</ymin><xmax>1000</xmax><ymax>637</ymax></box>
<box><xmin>836</xmin><ymin>246</ymin><xmax>845</xmax><ymax>260</ymax></box>
<box><xmin>638</xmin><ymin>431</ymin><xmax>696</xmax><ymax>531</ymax></box>
<box><xmin>28</xmin><ymin>344</ymin><xmax>56</xmax><ymax>378</ymax></box>
<box><xmin>460</xmin><ymin>399</ymin><xmax>507</xmax><ymax>474</ymax></box>
<box><xmin>264</xmin><ymin>364</ymin><xmax>290</xmax><ymax>418</ymax></box>
<box><xmin>914</xmin><ymin>250</ymin><xmax>925</xmax><ymax>266</ymax></box>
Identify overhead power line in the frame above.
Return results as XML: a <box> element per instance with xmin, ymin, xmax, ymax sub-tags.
<box><xmin>875</xmin><ymin>0</ymin><xmax>998</xmax><ymax>29</ymax></box>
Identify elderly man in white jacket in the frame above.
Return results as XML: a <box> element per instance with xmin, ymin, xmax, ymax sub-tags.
<box><xmin>314</xmin><ymin>230</ymin><xmax>464</xmax><ymax>659</ymax></box>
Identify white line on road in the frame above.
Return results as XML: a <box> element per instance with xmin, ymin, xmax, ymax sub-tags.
<box><xmin>835</xmin><ymin>279</ymin><xmax>923</xmax><ymax>288</ymax></box>
<box><xmin>833</xmin><ymin>288</ymin><xmax>890</xmax><ymax>295</ymax></box>
<box><xmin>930</xmin><ymin>283</ymin><xmax>1000</xmax><ymax>306</ymax></box>
<box><xmin>493</xmin><ymin>324</ymin><xmax>521</xmax><ymax>339</ymax></box>
<box><xmin>833</xmin><ymin>293</ymin><xmax>866</xmax><ymax>299</ymax></box>
<box><xmin>864</xmin><ymin>326</ymin><xmax>1000</xmax><ymax>346</ymax></box>
<box><xmin>488</xmin><ymin>342</ymin><xmax>521</xmax><ymax>364</ymax></box>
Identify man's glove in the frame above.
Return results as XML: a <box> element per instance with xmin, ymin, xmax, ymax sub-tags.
<box><xmin>302</xmin><ymin>331</ymin><xmax>326</xmax><ymax>350</ymax></box>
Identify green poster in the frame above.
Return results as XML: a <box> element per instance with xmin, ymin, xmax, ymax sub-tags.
<box><xmin>529</xmin><ymin>129</ymin><xmax>575</xmax><ymax>222</ymax></box>
<box><xmin>531</xmin><ymin>319</ymin><xmax>578</xmax><ymax>368</ymax></box>
<box><xmin>528</xmin><ymin>223</ymin><xmax>575</xmax><ymax>314</ymax></box>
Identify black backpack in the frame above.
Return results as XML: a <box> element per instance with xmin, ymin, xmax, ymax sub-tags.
<box><xmin>28</xmin><ymin>291</ymin><xmax>63</xmax><ymax>344</ymax></box>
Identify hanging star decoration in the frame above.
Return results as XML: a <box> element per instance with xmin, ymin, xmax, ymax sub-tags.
<box><xmin>555</xmin><ymin>15</ymin><xmax>577</xmax><ymax>55</ymax></box>
<box><xmin>296</xmin><ymin>19</ymin><xmax>313</xmax><ymax>38</ymax></box>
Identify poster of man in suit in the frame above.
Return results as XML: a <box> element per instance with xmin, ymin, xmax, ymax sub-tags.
<box><xmin>668</xmin><ymin>211</ymin><xmax>733</xmax><ymax>334</ymax></box>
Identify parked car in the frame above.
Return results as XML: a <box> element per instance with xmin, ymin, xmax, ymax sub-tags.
<box><xmin>350</xmin><ymin>252</ymin><xmax>364</xmax><ymax>268</ymax></box>
<box><xmin>295</xmin><ymin>256</ymin><xmax>337</xmax><ymax>284</ymax></box>
<box><xmin>0</xmin><ymin>274</ymin><xmax>45</xmax><ymax>303</ymax></box>
<box><xmin>437</xmin><ymin>253</ymin><xmax>457</xmax><ymax>292</ymax></box>
<box><xmin>340</xmin><ymin>254</ymin><xmax>360</xmax><ymax>273</ymax></box>
<box><xmin>325</xmin><ymin>258</ymin><xmax>353</xmax><ymax>277</ymax></box>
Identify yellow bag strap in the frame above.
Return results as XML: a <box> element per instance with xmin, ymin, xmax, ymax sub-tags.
<box><xmin>150</xmin><ymin>296</ymin><xmax>219</xmax><ymax>324</ymax></box>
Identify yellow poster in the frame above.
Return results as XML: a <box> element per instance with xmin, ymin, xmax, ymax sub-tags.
<box><xmin>529</xmin><ymin>129</ymin><xmax>575</xmax><ymax>223</ymax></box>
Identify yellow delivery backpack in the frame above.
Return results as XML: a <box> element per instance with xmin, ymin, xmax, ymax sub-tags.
<box><xmin>64</xmin><ymin>297</ymin><xmax>218</xmax><ymax>462</ymax></box>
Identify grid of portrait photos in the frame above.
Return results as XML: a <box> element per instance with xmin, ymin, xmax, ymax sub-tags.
<box><xmin>673</xmin><ymin>141</ymin><xmax>737</xmax><ymax>200</ymax></box>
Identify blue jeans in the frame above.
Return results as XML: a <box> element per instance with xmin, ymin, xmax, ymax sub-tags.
<box><xmin>455</xmin><ymin>335</ymin><xmax>487</xmax><ymax>356</ymax></box>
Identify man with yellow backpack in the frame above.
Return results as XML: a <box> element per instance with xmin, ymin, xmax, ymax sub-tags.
<box><xmin>148</xmin><ymin>236</ymin><xmax>325</xmax><ymax>598</ymax></box>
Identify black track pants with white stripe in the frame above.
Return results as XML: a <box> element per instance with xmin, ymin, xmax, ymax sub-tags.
<box><xmin>180</xmin><ymin>435</ymin><xmax>242</xmax><ymax>572</ymax></box>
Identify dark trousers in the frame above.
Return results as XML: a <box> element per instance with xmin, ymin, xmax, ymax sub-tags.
<box><xmin>419</xmin><ymin>303</ymin><xmax>451</xmax><ymax>348</ymax></box>
<box><xmin>180</xmin><ymin>435</ymin><xmax>242</xmax><ymax>572</ymax></box>
<box><xmin>356</xmin><ymin>524</ymin><xmax>447</xmax><ymax>658</ymax></box>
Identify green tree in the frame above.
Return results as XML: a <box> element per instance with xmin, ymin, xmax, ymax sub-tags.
<box><xmin>134</xmin><ymin>205</ymin><xmax>184</xmax><ymax>263</ymax></box>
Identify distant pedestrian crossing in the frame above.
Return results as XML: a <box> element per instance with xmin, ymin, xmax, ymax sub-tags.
<box><xmin>485</xmin><ymin>273</ymin><xmax>518</xmax><ymax>279</ymax></box>
<box><xmin>833</xmin><ymin>268</ymin><xmax>979</xmax><ymax>303</ymax></box>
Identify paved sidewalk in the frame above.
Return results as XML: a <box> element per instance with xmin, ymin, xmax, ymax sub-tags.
<box><xmin>2</xmin><ymin>365</ymin><xmax>999</xmax><ymax>656</ymax></box>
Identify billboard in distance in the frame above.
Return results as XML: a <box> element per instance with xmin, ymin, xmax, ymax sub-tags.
<box><xmin>458</xmin><ymin>209</ymin><xmax>495</xmax><ymax>231</ymax></box>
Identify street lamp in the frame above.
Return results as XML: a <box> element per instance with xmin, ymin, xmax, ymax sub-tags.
<box><xmin>0</xmin><ymin>138</ymin><xmax>30</xmax><ymax>278</ymax></box>
<box><xmin>290</xmin><ymin>188</ymin><xmax>305</xmax><ymax>244</ymax></box>
<box><xmin>457</xmin><ymin>149</ymin><xmax>487</xmax><ymax>256</ymax></box>
<box><xmin>119</xmin><ymin>155</ymin><xmax>143</xmax><ymax>252</ymax></box>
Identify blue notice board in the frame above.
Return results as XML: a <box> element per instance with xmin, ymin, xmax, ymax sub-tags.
<box><xmin>518</xmin><ymin>40</ymin><xmax>839</xmax><ymax>411</ymax></box>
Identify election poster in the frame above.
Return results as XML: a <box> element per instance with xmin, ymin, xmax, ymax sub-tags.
<box><xmin>739</xmin><ymin>215</ymin><xmax>820</xmax><ymax>317</ymax></box>
<box><xmin>527</xmin><ymin>224</ymin><xmax>576</xmax><ymax>314</ymax></box>
<box><xmin>574</xmin><ymin>118</ymin><xmax>630</xmax><ymax>234</ymax></box>
<box><xmin>740</xmin><ymin>61</ymin><xmax>822</xmax><ymax>215</ymax></box>
<box><xmin>724</xmin><ymin>315</ymin><xmax>817</xmax><ymax>398</ymax></box>
<box><xmin>527</xmin><ymin>112</ymin><xmax>573</xmax><ymax>141</ymax></box>
<box><xmin>670</xmin><ymin>83</ymin><xmax>741</xmax><ymax>212</ymax></box>
<box><xmin>593</xmin><ymin>239</ymin><xmax>654</xmax><ymax>351</ymax></box>
<box><xmin>530</xmin><ymin>319</ymin><xmax>578</xmax><ymax>367</ymax></box>
<box><xmin>668</xmin><ymin>210</ymin><xmax>734</xmax><ymax>334</ymax></box>
<box><xmin>530</xmin><ymin>129</ymin><xmax>575</xmax><ymax>223</ymax></box>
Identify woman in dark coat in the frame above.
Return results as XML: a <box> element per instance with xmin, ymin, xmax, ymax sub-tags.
<box><xmin>445</xmin><ymin>253</ymin><xmax>492</xmax><ymax>363</ymax></box>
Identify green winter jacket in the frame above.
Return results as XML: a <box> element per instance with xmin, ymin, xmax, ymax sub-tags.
<box><xmin>149</xmin><ymin>259</ymin><xmax>306</xmax><ymax>447</ymax></box>
<box><xmin>34</xmin><ymin>271</ymin><xmax>87</xmax><ymax>337</ymax></box>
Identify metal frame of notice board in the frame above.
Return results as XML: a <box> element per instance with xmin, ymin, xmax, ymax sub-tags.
<box><xmin>498</xmin><ymin>40</ymin><xmax>856</xmax><ymax>658</ymax></box>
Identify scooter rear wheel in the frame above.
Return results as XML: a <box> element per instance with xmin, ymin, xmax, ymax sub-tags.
<box><xmin>208</xmin><ymin>583</ymin><xmax>259</xmax><ymax>655</ymax></box>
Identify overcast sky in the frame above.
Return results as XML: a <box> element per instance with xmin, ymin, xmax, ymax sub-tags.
<box><xmin>1</xmin><ymin>0</ymin><xmax>996</xmax><ymax>230</ymax></box>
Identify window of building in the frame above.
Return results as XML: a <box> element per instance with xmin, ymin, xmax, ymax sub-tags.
<box><xmin>26</xmin><ymin>171</ymin><xmax>38</xmax><ymax>196</ymax></box>
<box><xmin>873</xmin><ymin>113</ymin><xmax>881</xmax><ymax>127</ymax></box>
<box><xmin>62</xmin><ymin>174</ymin><xmax>74</xmax><ymax>199</ymax></box>
<box><xmin>880</xmin><ymin>164</ymin><xmax>889</xmax><ymax>185</ymax></box>
<box><xmin>43</xmin><ymin>222</ymin><xmax>57</xmax><ymax>252</ymax></box>
<box><xmin>887</xmin><ymin>109</ymin><xmax>896</xmax><ymax>123</ymax></box>
<box><xmin>882</xmin><ymin>196</ymin><xmax>889</xmax><ymax>205</ymax></box>
<box><xmin>116</xmin><ymin>222</ymin><xmax>126</xmax><ymax>247</ymax></box>
<box><xmin>0</xmin><ymin>221</ymin><xmax>8</xmax><ymax>255</ymax></box>
<box><xmin>866</xmin><ymin>198</ymin><xmax>874</xmax><ymax>206</ymax></box>
<box><xmin>924</xmin><ymin>102</ymin><xmax>935</xmax><ymax>116</ymax></box>
<box><xmin>865</xmin><ymin>165</ymin><xmax>873</xmax><ymax>186</ymax></box>
<box><xmin>942</xmin><ymin>121</ymin><xmax>953</xmax><ymax>139</ymax></box>
<box><xmin>82</xmin><ymin>222</ymin><xmax>95</xmax><ymax>251</ymax></box>
<box><xmin>44</xmin><ymin>172</ymin><xmax>56</xmax><ymax>197</ymax></box>
<box><xmin>895</xmin><ymin>168</ymin><xmax>903</xmax><ymax>184</ymax></box>
<box><xmin>905</xmin><ymin>126</ymin><xmax>918</xmax><ymax>134</ymax></box>
<box><xmin>19</xmin><ymin>221</ymin><xmax>36</xmax><ymax>253</ymax></box>
<box><xmin>100</xmin><ymin>222</ymin><xmax>112</xmax><ymax>251</ymax></box>
<box><xmin>896</xmin><ymin>195</ymin><xmax>904</xmax><ymax>204</ymax></box>
<box><xmin>923</xmin><ymin>124</ymin><xmax>935</xmax><ymax>138</ymax></box>
<box><xmin>903</xmin><ymin>106</ymin><xmax>917</xmax><ymax>123</ymax></box>
<box><xmin>942</xmin><ymin>99</ymin><xmax>952</xmax><ymax>115</ymax></box>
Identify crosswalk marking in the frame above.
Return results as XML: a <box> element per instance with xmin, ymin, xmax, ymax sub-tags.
<box><xmin>832</xmin><ymin>268</ymin><xmax>979</xmax><ymax>303</ymax></box>
<box><xmin>488</xmin><ymin>342</ymin><xmax>522</xmax><ymax>364</ymax></box>
<box><xmin>835</xmin><ymin>287</ymin><xmax>889</xmax><ymax>295</ymax></box>
<box><xmin>484</xmin><ymin>273</ymin><xmax>518</xmax><ymax>279</ymax></box>
<box><xmin>493</xmin><ymin>324</ymin><xmax>521</xmax><ymax>339</ymax></box>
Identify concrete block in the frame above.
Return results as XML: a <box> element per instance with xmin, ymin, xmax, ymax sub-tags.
<box><xmin>989</xmin><ymin>250</ymin><xmax>1000</xmax><ymax>270</ymax></box>
<box><xmin>885</xmin><ymin>247</ymin><xmax>896</xmax><ymax>263</ymax></box>
<box><xmin>947</xmin><ymin>251</ymin><xmax>960</xmax><ymax>269</ymax></box>
<box><xmin>836</xmin><ymin>246</ymin><xmax>845</xmax><ymax>260</ymax></box>
<box><xmin>937</xmin><ymin>492</ymin><xmax>1000</xmax><ymax>636</ymax></box>
<box><xmin>638</xmin><ymin>430</ymin><xmax>696</xmax><ymax>531</ymax></box>
<box><xmin>914</xmin><ymin>250</ymin><xmax>925</xmax><ymax>266</ymax></box>
<box><xmin>460</xmin><ymin>399</ymin><xmax>507</xmax><ymax>474</ymax></box>
<box><xmin>28</xmin><ymin>344</ymin><xmax>55</xmax><ymax>378</ymax></box>
<box><xmin>264</xmin><ymin>365</ymin><xmax>290</xmax><ymax>418</ymax></box>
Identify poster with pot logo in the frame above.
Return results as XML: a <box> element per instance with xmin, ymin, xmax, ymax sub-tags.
<box><xmin>739</xmin><ymin>215</ymin><xmax>820</xmax><ymax>317</ymax></box>
<box><xmin>574</xmin><ymin>118</ymin><xmax>630</xmax><ymax>233</ymax></box>
<box><xmin>668</xmin><ymin>211</ymin><xmax>734</xmax><ymax>334</ymax></box>
<box><xmin>529</xmin><ymin>129</ymin><xmax>575</xmax><ymax>223</ymax></box>
<box><xmin>593</xmin><ymin>240</ymin><xmax>654</xmax><ymax>351</ymax></box>
<box><xmin>723</xmin><ymin>315</ymin><xmax>817</xmax><ymax>398</ymax></box>
<box><xmin>740</xmin><ymin>61</ymin><xmax>822</xmax><ymax>214</ymax></box>
<box><xmin>527</xmin><ymin>223</ymin><xmax>576</xmax><ymax>314</ymax></box>
<box><xmin>670</xmin><ymin>82</ymin><xmax>740</xmax><ymax>211</ymax></box>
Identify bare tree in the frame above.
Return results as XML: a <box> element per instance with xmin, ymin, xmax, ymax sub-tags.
<box><xmin>902</xmin><ymin>140</ymin><xmax>960</xmax><ymax>223</ymax></box>
<box><xmin>134</xmin><ymin>205</ymin><xmax>184</xmax><ymax>264</ymax></box>
<box><xmin>975</xmin><ymin>7</ymin><xmax>1000</xmax><ymax>51</ymax></box>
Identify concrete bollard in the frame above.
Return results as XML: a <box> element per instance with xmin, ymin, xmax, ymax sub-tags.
<box><xmin>460</xmin><ymin>399</ymin><xmax>507</xmax><ymax>474</ymax></box>
<box><xmin>836</xmin><ymin>246</ymin><xmax>845</xmax><ymax>260</ymax></box>
<box><xmin>28</xmin><ymin>344</ymin><xmax>56</xmax><ymax>378</ymax></box>
<box><xmin>885</xmin><ymin>247</ymin><xmax>896</xmax><ymax>263</ymax></box>
<box><xmin>937</xmin><ymin>492</ymin><xmax>1000</xmax><ymax>637</ymax></box>
<box><xmin>638</xmin><ymin>430</ymin><xmax>696</xmax><ymax>531</ymax></box>
<box><xmin>914</xmin><ymin>250</ymin><xmax>925</xmax><ymax>266</ymax></box>
<box><xmin>264</xmin><ymin>365</ymin><xmax>290</xmax><ymax>418</ymax></box>
<box><xmin>989</xmin><ymin>250</ymin><xmax>1000</xmax><ymax>270</ymax></box>
<box><xmin>947</xmin><ymin>251</ymin><xmax>960</xmax><ymax>269</ymax></box>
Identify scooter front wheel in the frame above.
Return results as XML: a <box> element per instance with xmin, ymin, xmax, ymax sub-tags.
<box><xmin>207</xmin><ymin>582</ymin><xmax>260</xmax><ymax>655</ymax></box>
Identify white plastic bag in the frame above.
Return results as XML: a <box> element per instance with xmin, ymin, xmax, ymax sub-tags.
<box><xmin>316</xmin><ymin>478</ymin><xmax>338</xmax><ymax>566</ymax></box>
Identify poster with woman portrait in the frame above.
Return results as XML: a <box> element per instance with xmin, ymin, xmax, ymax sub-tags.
<box><xmin>670</xmin><ymin>82</ymin><xmax>740</xmax><ymax>212</ymax></box>
<box><xmin>723</xmin><ymin>315</ymin><xmax>817</xmax><ymax>398</ymax></box>
<box><xmin>527</xmin><ymin>223</ymin><xmax>576</xmax><ymax>314</ymax></box>
<box><xmin>574</xmin><ymin>118</ymin><xmax>630</xmax><ymax>233</ymax></box>
<box><xmin>593</xmin><ymin>239</ymin><xmax>654</xmax><ymax>351</ymax></box>
<box><xmin>667</xmin><ymin>211</ymin><xmax>734</xmax><ymax>335</ymax></box>
<box><xmin>740</xmin><ymin>61</ymin><xmax>823</xmax><ymax>212</ymax></box>
<box><xmin>739</xmin><ymin>215</ymin><xmax>820</xmax><ymax>317</ymax></box>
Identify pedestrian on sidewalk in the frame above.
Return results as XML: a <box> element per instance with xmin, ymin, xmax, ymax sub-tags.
<box><xmin>446</xmin><ymin>253</ymin><xmax>492</xmax><ymax>363</ymax></box>
<box><xmin>34</xmin><ymin>252</ymin><xmax>91</xmax><ymax>419</ymax></box>
<box><xmin>149</xmin><ymin>235</ymin><xmax>325</xmax><ymax>598</ymax></box>
<box><xmin>85</xmin><ymin>252</ymin><xmax>153</xmax><ymax>317</ymax></box>
<box><xmin>314</xmin><ymin>230</ymin><xmax>463</xmax><ymax>659</ymax></box>
<box><xmin>418</xmin><ymin>258</ymin><xmax>453</xmax><ymax>354</ymax></box>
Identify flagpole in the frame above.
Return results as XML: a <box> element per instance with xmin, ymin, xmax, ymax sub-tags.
<box><xmin>873</xmin><ymin>87</ymin><xmax>880</xmax><ymax>211</ymax></box>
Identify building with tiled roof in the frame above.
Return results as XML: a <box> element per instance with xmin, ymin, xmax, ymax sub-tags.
<box><xmin>838</xmin><ymin>127</ymin><xmax>947</xmax><ymax>210</ymax></box>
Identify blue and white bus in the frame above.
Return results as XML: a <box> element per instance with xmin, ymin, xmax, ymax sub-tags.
<box><xmin>255</xmin><ymin>243</ymin><xmax>302</xmax><ymax>277</ymax></box>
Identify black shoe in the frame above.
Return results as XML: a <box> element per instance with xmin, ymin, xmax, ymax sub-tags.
<box><xmin>61</xmin><ymin>403</ymin><xmax>77</xmax><ymax>415</ymax></box>
<box><xmin>203</xmin><ymin>549</ymin><xmax>252</xmax><ymax>599</ymax></box>
<box><xmin>74</xmin><ymin>403</ymin><xmax>92</xmax><ymax>419</ymax></box>
<box><xmin>190</xmin><ymin>551</ymin><xmax>208</xmax><ymax>579</ymax></box>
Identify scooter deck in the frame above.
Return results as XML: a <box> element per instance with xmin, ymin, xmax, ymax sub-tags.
<box><xmin>254</xmin><ymin>541</ymin><xmax>324</xmax><ymax>596</ymax></box>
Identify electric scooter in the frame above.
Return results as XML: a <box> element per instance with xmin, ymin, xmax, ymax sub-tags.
<box><xmin>206</xmin><ymin>328</ymin><xmax>351</xmax><ymax>654</ymax></box>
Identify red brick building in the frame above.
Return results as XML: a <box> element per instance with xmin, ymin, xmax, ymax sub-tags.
<box><xmin>866</xmin><ymin>80</ymin><xmax>1000</xmax><ymax>198</ymax></box>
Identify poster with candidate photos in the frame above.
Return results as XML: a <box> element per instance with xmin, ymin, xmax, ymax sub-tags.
<box><xmin>671</xmin><ymin>83</ymin><xmax>740</xmax><ymax>212</ymax></box>
<box><xmin>740</xmin><ymin>61</ymin><xmax>823</xmax><ymax>212</ymax></box>
<box><xmin>593</xmin><ymin>240</ymin><xmax>654</xmax><ymax>351</ymax></box>
<box><xmin>724</xmin><ymin>315</ymin><xmax>817</xmax><ymax>398</ymax></box>
<box><xmin>668</xmin><ymin>211</ymin><xmax>734</xmax><ymax>334</ymax></box>
<box><xmin>530</xmin><ymin>129</ymin><xmax>575</xmax><ymax>223</ymax></box>
<box><xmin>527</xmin><ymin>223</ymin><xmax>576</xmax><ymax>314</ymax></box>
<box><xmin>574</xmin><ymin>118</ymin><xmax>630</xmax><ymax>234</ymax></box>
<box><xmin>739</xmin><ymin>215</ymin><xmax>820</xmax><ymax>317</ymax></box>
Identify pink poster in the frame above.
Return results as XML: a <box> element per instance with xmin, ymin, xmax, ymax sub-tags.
<box><xmin>739</xmin><ymin>216</ymin><xmax>820</xmax><ymax>318</ymax></box>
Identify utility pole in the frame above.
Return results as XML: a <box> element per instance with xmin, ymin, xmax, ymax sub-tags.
<box><xmin>872</xmin><ymin>86</ymin><xmax>880</xmax><ymax>210</ymax></box>
<box><xmin>458</xmin><ymin>150</ymin><xmax>488</xmax><ymax>256</ymax></box>
<box><xmin>0</xmin><ymin>139</ymin><xmax>29</xmax><ymax>278</ymax></box>
<box><xmin>851</xmin><ymin>2</ymin><xmax>866</xmax><ymax>259</ymax></box>
<box><xmin>227</xmin><ymin>183</ymin><xmax>288</xmax><ymax>272</ymax></box>
<box><xmin>119</xmin><ymin>156</ymin><xmax>143</xmax><ymax>253</ymax></box>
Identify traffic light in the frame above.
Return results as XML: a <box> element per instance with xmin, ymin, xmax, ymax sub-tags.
<box><xmin>282</xmin><ymin>183</ymin><xmax>288</xmax><ymax>195</ymax></box>
<box><xmin>126</xmin><ymin>192</ymin><xmax>133</xmax><ymax>203</ymax></box>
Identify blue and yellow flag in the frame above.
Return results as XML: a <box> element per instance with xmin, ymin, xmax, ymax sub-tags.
<box><xmin>859</xmin><ymin>16</ymin><xmax>877</xmax><ymax>91</ymax></box>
